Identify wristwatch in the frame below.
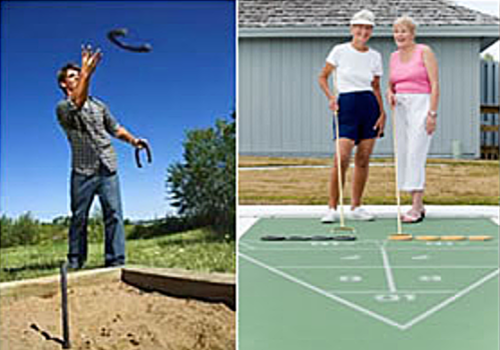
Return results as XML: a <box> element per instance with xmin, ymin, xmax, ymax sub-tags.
<box><xmin>428</xmin><ymin>110</ymin><xmax>437</xmax><ymax>118</ymax></box>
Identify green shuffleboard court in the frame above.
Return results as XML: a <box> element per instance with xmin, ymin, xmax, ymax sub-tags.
<box><xmin>238</xmin><ymin>218</ymin><xmax>499</xmax><ymax>350</ymax></box>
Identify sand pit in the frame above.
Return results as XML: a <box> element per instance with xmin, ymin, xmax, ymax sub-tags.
<box><xmin>0</xmin><ymin>270</ymin><xmax>235</xmax><ymax>350</ymax></box>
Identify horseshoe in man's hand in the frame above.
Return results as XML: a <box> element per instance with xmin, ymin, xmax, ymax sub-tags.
<box><xmin>135</xmin><ymin>140</ymin><xmax>152</xmax><ymax>168</ymax></box>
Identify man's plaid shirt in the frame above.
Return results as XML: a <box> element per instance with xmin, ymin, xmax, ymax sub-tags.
<box><xmin>57</xmin><ymin>96</ymin><xmax>120</xmax><ymax>175</ymax></box>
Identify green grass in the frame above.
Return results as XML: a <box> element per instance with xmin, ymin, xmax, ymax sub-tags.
<box><xmin>0</xmin><ymin>228</ymin><xmax>235</xmax><ymax>283</ymax></box>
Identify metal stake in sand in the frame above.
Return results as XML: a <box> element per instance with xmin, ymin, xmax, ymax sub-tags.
<box><xmin>332</xmin><ymin>109</ymin><xmax>355</xmax><ymax>235</ymax></box>
<box><xmin>60</xmin><ymin>262</ymin><xmax>71</xmax><ymax>349</ymax></box>
<box><xmin>388</xmin><ymin>107</ymin><xmax>412</xmax><ymax>241</ymax></box>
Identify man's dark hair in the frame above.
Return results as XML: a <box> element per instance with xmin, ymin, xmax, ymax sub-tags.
<box><xmin>57</xmin><ymin>63</ymin><xmax>81</xmax><ymax>93</ymax></box>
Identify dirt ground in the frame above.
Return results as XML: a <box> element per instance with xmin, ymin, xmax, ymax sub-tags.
<box><xmin>0</xmin><ymin>280</ymin><xmax>235</xmax><ymax>350</ymax></box>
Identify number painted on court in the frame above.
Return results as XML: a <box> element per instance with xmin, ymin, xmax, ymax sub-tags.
<box><xmin>419</xmin><ymin>275</ymin><xmax>442</xmax><ymax>282</ymax></box>
<box><xmin>339</xmin><ymin>275</ymin><xmax>362</xmax><ymax>282</ymax></box>
<box><xmin>311</xmin><ymin>242</ymin><xmax>339</xmax><ymax>246</ymax></box>
<box><xmin>426</xmin><ymin>242</ymin><xmax>455</xmax><ymax>246</ymax></box>
<box><xmin>375</xmin><ymin>294</ymin><xmax>416</xmax><ymax>302</ymax></box>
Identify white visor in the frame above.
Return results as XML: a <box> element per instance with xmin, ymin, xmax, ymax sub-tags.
<box><xmin>350</xmin><ymin>19</ymin><xmax>375</xmax><ymax>26</ymax></box>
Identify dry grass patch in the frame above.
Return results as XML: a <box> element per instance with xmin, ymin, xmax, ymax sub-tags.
<box><xmin>238</xmin><ymin>159</ymin><xmax>499</xmax><ymax>205</ymax></box>
<box><xmin>239</xmin><ymin>156</ymin><xmax>332</xmax><ymax>167</ymax></box>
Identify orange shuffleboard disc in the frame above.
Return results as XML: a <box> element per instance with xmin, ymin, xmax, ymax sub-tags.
<box><xmin>415</xmin><ymin>235</ymin><xmax>440</xmax><ymax>241</ymax></box>
<box><xmin>469</xmin><ymin>235</ymin><xmax>493</xmax><ymax>241</ymax></box>
<box><xmin>388</xmin><ymin>234</ymin><xmax>413</xmax><ymax>241</ymax></box>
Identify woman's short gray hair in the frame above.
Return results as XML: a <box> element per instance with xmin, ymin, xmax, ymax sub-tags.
<box><xmin>394</xmin><ymin>16</ymin><xmax>417</xmax><ymax>34</ymax></box>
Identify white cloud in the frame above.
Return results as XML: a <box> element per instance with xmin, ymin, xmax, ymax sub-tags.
<box><xmin>454</xmin><ymin>0</ymin><xmax>499</xmax><ymax>59</ymax></box>
<box><xmin>454</xmin><ymin>0</ymin><xmax>499</xmax><ymax>16</ymax></box>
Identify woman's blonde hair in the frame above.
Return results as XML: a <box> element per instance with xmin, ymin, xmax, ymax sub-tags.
<box><xmin>393</xmin><ymin>16</ymin><xmax>417</xmax><ymax>35</ymax></box>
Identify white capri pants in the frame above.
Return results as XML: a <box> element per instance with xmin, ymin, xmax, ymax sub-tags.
<box><xmin>394</xmin><ymin>93</ymin><xmax>432</xmax><ymax>192</ymax></box>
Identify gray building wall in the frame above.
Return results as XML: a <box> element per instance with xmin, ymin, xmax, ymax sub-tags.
<box><xmin>239</xmin><ymin>36</ymin><xmax>481</xmax><ymax>158</ymax></box>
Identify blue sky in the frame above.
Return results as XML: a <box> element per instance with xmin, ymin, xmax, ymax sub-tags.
<box><xmin>1</xmin><ymin>0</ymin><xmax>235</xmax><ymax>221</ymax></box>
<box><xmin>456</xmin><ymin>0</ymin><xmax>499</xmax><ymax>59</ymax></box>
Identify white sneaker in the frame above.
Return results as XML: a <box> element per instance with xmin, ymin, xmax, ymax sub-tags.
<box><xmin>349</xmin><ymin>207</ymin><xmax>375</xmax><ymax>221</ymax></box>
<box><xmin>321</xmin><ymin>208</ymin><xmax>337</xmax><ymax>223</ymax></box>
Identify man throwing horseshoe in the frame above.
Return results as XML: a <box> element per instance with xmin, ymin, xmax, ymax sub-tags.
<box><xmin>56</xmin><ymin>45</ymin><xmax>146</xmax><ymax>268</ymax></box>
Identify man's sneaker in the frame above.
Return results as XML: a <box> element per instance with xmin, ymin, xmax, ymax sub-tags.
<box><xmin>66</xmin><ymin>260</ymin><xmax>84</xmax><ymax>270</ymax></box>
<box><xmin>105</xmin><ymin>261</ymin><xmax>125</xmax><ymax>268</ymax></box>
<box><xmin>349</xmin><ymin>207</ymin><xmax>375</xmax><ymax>221</ymax></box>
<box><xmin>321</xmin><ymin>208</ymin><xmax>337</xmax><ymax>223</ymax></box>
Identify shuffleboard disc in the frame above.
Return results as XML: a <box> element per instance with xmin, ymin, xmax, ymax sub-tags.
<box><xmin>388</xmin><ymin>234</ymin><xmax>413</xmax><ymax>241</ymax></box>
<box><xmin>332</xmin><ymin>235</ymin><xmax>357</xmax><ymax>241</ymax></box>
<box><xmin>261</xmin><ymin>235</ymin><xmax>286</xmax><ymax>241</ymax></box>
<box><xmin>415</xmin><ymin>235</ymin><xmax>440</xmax><ymax>241</ymax></box>
<box><xmin>286</xmin><ymin>236</ymin><xmax>312</xmax><ymax>241</ymax></box>
<box><xmin>468</xmin><ymin>235</ymin><xmax>493</xmax><ymax>241</ymax></box>
<box><xmin>310</xmin><ymin>235</ymin><xmax>334</xmax><ymax>241</ymax></box>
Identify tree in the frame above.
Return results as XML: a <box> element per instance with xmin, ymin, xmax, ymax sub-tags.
<box><xmin>482</xmin><ymin>53</ymin><xmax>496</xmax><ymax>62</ymax></box>
<box><xmin>0</xmin><ymin>215</ymin><xmax>13</xmax><ymax>247</ymax></box>
<box><xmin>88</xmin><ymin>203</ymin><xmax>104</xmax><ymax>242</ymax></box>
<box><xmin>0</xmin><ymin>212</ymin><xmax>41</xmax><ymax>248</ymax></box>
<box><xmin>167</xmin><ymin>111</ymin><xmax>236</xmax><ymax>238</ymax></box>
<box><xmin>52</xmin><ymin>215</ymin><xmax>71</xmax><ymax>227</ymax></box>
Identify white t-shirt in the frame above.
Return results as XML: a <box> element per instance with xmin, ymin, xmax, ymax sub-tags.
<box><xmin>326</xmin><ymin>42</ymin><xmax>383</xmax><ymax>94</ymax></box>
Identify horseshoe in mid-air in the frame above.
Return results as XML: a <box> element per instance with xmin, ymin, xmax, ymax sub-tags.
<box><xmin>107</xmin><ymin>28</ymin><xmax>152</xmax><ymax>53</ymax></box>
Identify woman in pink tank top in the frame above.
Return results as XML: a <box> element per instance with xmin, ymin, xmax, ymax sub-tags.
<box><xmin>387</xmin><ymin>16</ymin><xmax>440</xmax><ymax>223</ymax></box>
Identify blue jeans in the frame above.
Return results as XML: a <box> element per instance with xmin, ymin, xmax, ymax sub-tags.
<box><xmin>68</xmin><ymin>166</ymin><xmax>125</xmax><ymax>267</ymax></box>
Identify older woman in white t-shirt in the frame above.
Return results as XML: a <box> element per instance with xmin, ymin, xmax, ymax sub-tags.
<box><xmin>318</xmin><ymin>10</ymin><xmax>386</xmax><ymax>223</ymax></box>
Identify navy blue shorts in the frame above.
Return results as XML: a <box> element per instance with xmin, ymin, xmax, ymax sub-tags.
<box><xmin>333</xmin><ymin>91</ymin><xmax>381</xmax><ymax>145</ymax></box>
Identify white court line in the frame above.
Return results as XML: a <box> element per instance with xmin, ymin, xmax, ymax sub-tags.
<box><xmin>240</xmin><ymin>252</ymin><xmax>405</xmax><ymax>330</ymax></box>
<box><xmin>381</xmin><ymin>245</ymin><xmax>397</xmax><ymax>293</ymax></box>
<box><xmin>386</xmin><ymin>247</ymin><xmax>499</xmax><ymax>251</ymax></box>
<box><xmin>341</xmin><ymin>255</ymin><xmax>360</xmax><ymax>260</ymax></box>
<box><xmin>275</xmin><ymin>265</ymin><xmax>498</xmax><ymax>269</ymax></box>
<box><xmin>326</xmin><ymin>290</ymin><xmax>457</xmax><ymax>295</ymax></box>
<box><xmin>239</xmin><ymin>241</ymin><xmax>256</xmax><ymax>250</ymax></box>
<box><xmin>241</xmin><ymin>253</ymin><xmax>499</xmax><ymax>331</ymax></box>
<box><xmin>401</xmin><ymin>268</ymin><xmax>500</xmax><ymax>330</ymax></box>
<box><xmin>412</xmin><ymin>255</ymin><xmax>429</xmax><ymax>260</ymax></box>
<box><xmin>237</xmin><ymin>217</ymin><xmax>260</xmax><ymax>240</ymax></box>
<box><xmin>244</xmin><ymin>247</ymin><xmax>498</xmax><ymax>251</ymax></box>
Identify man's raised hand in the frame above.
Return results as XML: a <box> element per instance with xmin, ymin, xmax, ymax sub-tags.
<box><xmin>81</xmin><ymin>44</ymin><xmax>102</xmax><ymax>75</ymax></box>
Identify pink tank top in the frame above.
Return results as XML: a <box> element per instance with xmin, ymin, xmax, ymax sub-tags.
<box><xmin>390</xmin><ymin>44</ymin><xmax>431</xmax><ymax>94</ymax></box>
